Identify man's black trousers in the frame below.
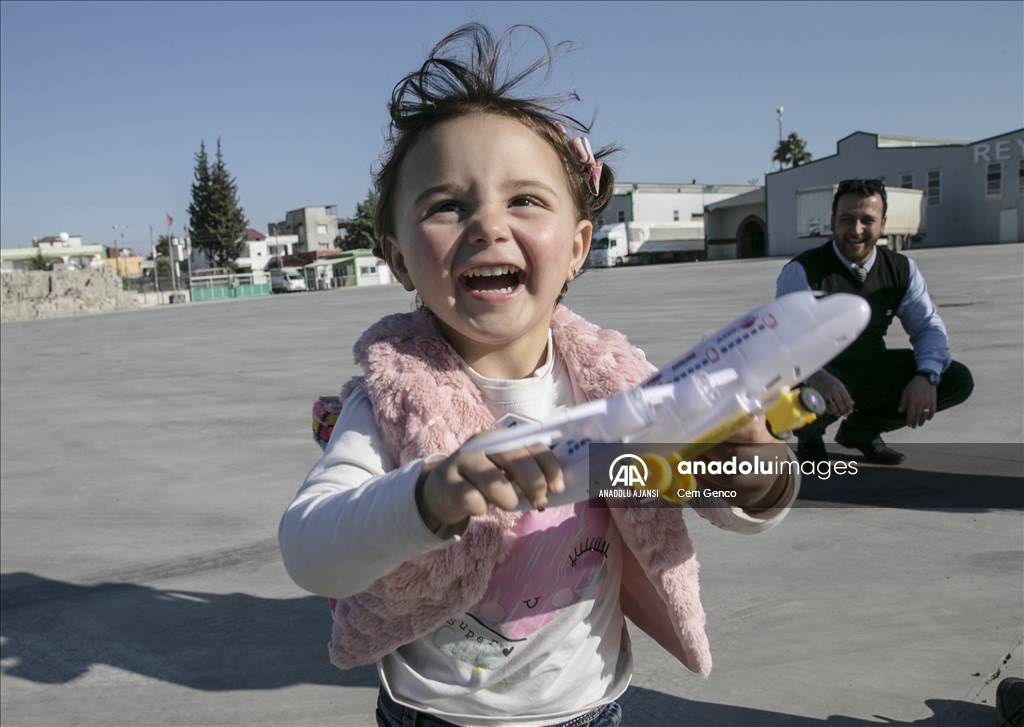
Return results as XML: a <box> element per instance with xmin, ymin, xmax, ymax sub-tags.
<box><xmin>798</xmin><ymin>349</ymin><xmax>974</xmax><ymax>442</ymax></box>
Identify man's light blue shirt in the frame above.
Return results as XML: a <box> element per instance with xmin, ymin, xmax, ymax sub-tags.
<box><xmin>775</xmin><ymin>241</ymin><xmax>951</xmax><ymax>375</ymax></box>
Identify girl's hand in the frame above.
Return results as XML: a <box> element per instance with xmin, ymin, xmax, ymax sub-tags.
<box><xmin>415</xmin><ymin>435</ymin><xmax>564</xmax><ymax>534</ymax></box>
<box><xmin>696</xmin><ymin>417</ymin><xmax>790</xmax><ymax>512</ymax></box>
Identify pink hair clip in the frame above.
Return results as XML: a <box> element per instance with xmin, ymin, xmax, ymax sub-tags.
<box><xmin>554</xmin><ymin>122</ymin><xmax>604</xmax><ymax>196</ymax></box>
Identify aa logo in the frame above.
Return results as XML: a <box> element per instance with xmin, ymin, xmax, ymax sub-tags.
<box><xmin>608</xmin><ymin>454</ymin><xmax>648</xmax><ymax>488</ymax></box>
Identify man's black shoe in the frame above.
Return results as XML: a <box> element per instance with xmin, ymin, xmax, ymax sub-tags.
<box><xmin>797</xmin><ymin>435</ymin><xmax>828</xmax><ymax>464</ymax></box>
<box><xmin>834</xmin><ymin>428</ymin><xmax>905</xmax><ymax>466</ymax></box>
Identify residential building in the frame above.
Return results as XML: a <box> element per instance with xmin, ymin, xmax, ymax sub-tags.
<box><xmin>0</xmin><ymin>233</ymin><xmax>106</xmax><ymax>272</ymax></box>
<box><xmin>184</xmin><ymin>229</ymin><xmax>281</xmax><ymax>274</ymax></box>
<box><xmin>235</xmin><ymin>228</ymin><xmax>271</xmax><ymax>272</ymax></box>
<box><xmin>265</xmin><ymin>234</ymin><xmax>298</xmax><ymax>259</ymax></box>
<box><xmin>102</xmin><ymin>254</ymin><xmax>145</xmax><ymax>276</ymax></box>
<box><xmin>37</xmin><ymin>233</ymin><xmax>84</xmax><ymax>250</ymax></box>
<box><xmin>268</xmin><ymin>206</ymin><xmax>342</xmax><ymax>253</ymax></box>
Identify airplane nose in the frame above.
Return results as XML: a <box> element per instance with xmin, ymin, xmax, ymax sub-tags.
<box><xmin>776</xmin><ymin>292</ymin><xmax>870</xmax><ymax>374</ymax></box>
<box><xmin>806</xmin><ymin>293</ymin><xmax>871</xmax><ymax>343</ymax></box>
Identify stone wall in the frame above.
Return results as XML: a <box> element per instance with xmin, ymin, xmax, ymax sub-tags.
<box><xmin>0</xmin><ymin>269</ymin><xmax>140</xmax><ymax>322</ymax></box>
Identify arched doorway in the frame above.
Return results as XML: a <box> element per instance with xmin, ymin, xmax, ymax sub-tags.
<box><xmin>737</xmin><ymin>216</ymin><xmax>766</xmax><ymax>258</ymax></box>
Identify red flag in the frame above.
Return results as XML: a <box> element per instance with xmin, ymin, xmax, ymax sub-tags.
<box><xmin>166</xmin><ymin>214</ymin><xmax>173</xmax><ymax>228</ymax></box>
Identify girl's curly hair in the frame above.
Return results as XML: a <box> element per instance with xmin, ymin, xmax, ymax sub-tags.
<box><xmin>371</xmin><ymin>23</ymin><xmax>617</xmax><ymax>260</ymax></box>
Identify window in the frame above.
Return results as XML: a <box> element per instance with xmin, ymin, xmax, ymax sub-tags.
<box><xmin>691</xmin><ymin>212</ymin><xmax>703</xmax><ymax>220</ymax></box>
<box><xmin>1019</xmin><ymin>160</ymin><xmax>1024</xmax><ymax>196</ymax></box>
<box><xmin>316</xmin><ymin>224</ymin><xmax>328</xmax><ymax>235</ymax></box>
<box><xmin>672</xmin><ymin>210</ymin><xmax>680</xmax><ymax>221</ymax></box>
<box><xmin>987</xmin><ymin>163</ymin><xmax>1002</xmax><ymax>198</ymax></box>
<box><xmin>617</xmin><ymin>210</ymin><xmax>626</xmax><ymax>223</ymax></box>
<box><xmin>900</xmin><ymin>173</ymin><xmax>914</xmax><ymax>189</ymax></box>
<box><xmin>318</xmin><ymin>243</ymin><xmax>329</xmax><ymax>251</ymax></box>
<box><xmin>927</xmin><ymin>170</ymin><xmax>941</xmax><ymax>206</ymax></box>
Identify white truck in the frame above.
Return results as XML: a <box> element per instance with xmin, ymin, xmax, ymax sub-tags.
<box><xmin>588</xmin><ymin>222</ymin><xmax>706</xmax><ymax>267</ymax></box>
<box><xmin>796</xmin><ymin>185</ymin><xmax>926</xmax><ymax>251</ymax></box>
<box><xmin>270</xmin><ymin>267</ymin><xmax>307</xmax><ymax>293</ymax></box>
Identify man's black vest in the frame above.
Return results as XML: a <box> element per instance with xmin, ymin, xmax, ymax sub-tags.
<box><xmin>794</xmin><ymin>241</ymin><xmax>910</xmax><ymax>372</ymax></box>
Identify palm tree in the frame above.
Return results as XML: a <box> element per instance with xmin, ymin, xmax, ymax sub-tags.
<box><xmin>772</xmin><ymin>140</ymin><xmax>788</xmax><ymax>170</ymax></box>
<box><xmin>772</xmin><ymin>132</ymin><xmax>813</xmax><ymax>169</ymax></box>
<box><xmin>787</xmin><ymin>132</ymin><xmax>812</xmax><ymax>166</ymax></box>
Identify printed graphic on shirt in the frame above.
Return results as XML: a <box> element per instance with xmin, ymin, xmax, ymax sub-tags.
<box><xmin>431</xmin><ymin>501</ymin><xmax>611</xmax><ymax>669</ymax></box>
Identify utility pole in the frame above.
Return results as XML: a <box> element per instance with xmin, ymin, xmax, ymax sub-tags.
<box><xmin>112</xmin><ymin>224</ymin><xmax>130</xmax><ymax>276</ymax></box>
<box><xmin>774</xmin><ymin>106</ymin><xmax>785</xmax><ymax>172</ymax></box>
<box><xmin>184</xmin><ymin>226</ymin><xmax>193</xmax><ymax>299</ymax></box>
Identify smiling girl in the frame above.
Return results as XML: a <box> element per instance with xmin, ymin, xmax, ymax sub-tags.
<box><xmin>279</xmin><ymin>24</ymin><xmax>797</xmax><ymax>727</ymax></box>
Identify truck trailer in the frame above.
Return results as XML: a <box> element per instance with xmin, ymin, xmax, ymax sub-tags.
<box><xmin>588</xmin><ymin>222</ymin><xmax>706</xmax><ymax>267</ymax></box>
<box><xmin>796</xmin><ymin>185</ymin><xmax>926</xmax><ymax>251</ymax></box>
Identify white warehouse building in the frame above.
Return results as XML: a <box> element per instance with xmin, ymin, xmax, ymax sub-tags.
<box><xmin>764</xmin><ymin>128</ymin><xmax>1024</xmax><ymax>257</ymax></box>
<box><xmin>601</xmin><ymin>182</ymin><xmax>760</xmax><ymax>228</ymax></box>
<box><xmin>594</xmin><ymin>182</ymin><xmax>761</xmax><ymax>264</ymax></box>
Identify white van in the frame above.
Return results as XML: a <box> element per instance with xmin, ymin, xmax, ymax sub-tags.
<box><xmin>270</xmin><ymin>267</ymin><xmax>307</xmax><ymax>293</ymax></box>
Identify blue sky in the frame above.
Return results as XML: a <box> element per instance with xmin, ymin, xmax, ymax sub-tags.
<box><xmin>1</xmin><ymin>1</ymin><xmax>1020</xmax><ymax>250</ymax></box>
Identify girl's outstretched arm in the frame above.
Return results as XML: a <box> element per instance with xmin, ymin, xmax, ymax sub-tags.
<box><xmin>278</xmin><ymin>386</ymin><xmax>453</xmax><ymax>598</ymax></box>
<box><xmin>688</xmin><ymin>418</ymin><xmax>801</xmax><ymax>534</ymax></box>
<box><xmin>415</xmin><ymin>435</ymin><xmax>564</xmax><ymax>535</ymax></box>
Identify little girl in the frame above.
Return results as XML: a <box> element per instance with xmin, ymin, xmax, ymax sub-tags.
<box><xmin>279</xmin><ymin>24</ymin><xmax>797</xmax><ymax>727</ymax></box>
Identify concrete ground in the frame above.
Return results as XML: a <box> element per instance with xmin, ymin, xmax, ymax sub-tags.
<box><xmin>2</xmin><ymin>243</ymin><xmax>1021</xmax><ymax>726</ymax></box>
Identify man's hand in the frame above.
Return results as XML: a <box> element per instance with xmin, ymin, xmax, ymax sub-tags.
<box><xmin>898</xmin><ymin>376</ymin><xmax>937</xmax><ymax>428</ymax></box>
<box><xmin>808</xmin><ymin>370</ymin><xmax>854</xmax><ymax>417</ymax></box>
<box><xmin>696</xmin><ymin>418</ymin><xmax>790</xmax><ymax>512</ymax></box>
<box><xmin>415</xmin><ymin>434</ymin><xmax>564</xmax><ymax>535</ymax></box>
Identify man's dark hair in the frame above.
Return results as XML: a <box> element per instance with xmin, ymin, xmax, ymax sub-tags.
<box><xmin>832</xmin><ymin>178</ymin><xmax>888</xmax><ymax>217</ymax></box>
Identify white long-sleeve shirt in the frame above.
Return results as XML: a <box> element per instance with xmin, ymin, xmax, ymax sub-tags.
<box><xmin>279</xmin><ymin>336</ymin><xmax>798</xmax><ymax>726</ymax></box>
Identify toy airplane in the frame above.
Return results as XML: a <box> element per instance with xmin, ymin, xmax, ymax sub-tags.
<box><xmin>458</xmin><ymin>291</ymin><xmax>870</xmax><ymax>510</ymax></box>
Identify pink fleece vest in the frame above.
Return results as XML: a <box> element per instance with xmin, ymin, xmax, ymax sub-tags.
<box><xmin>328</xmin><ymin>306</ymin><xmax>712</xmax><ymax>676</ymax></box>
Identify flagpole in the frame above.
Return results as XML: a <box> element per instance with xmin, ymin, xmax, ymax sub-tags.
<box><xmin>150</xmin><ymin>224</ymin><xmax>161</xmax><ymax>296</ymax></box>
<box><xmin>184</xmin><ymin>225</ymin><xmax>193</xmax><ymax>301</ymax></box>
<box><xmin>167</xmin><ymin>214</ymin><xmax>177</xmax><ymax>291</ymax></box>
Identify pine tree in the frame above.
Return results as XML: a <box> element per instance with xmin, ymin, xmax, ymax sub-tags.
<box><xmin>187</xmin><ymin>141</ymin><xmax>212</xmax><ymax>261</ymax></box>
<box><xmin>188</xmin><ymin>139</ymin><xmax>248</xmax><ymax>268</ymax></box>
<box><xmin>343</xmin><ymin>190</ymin><xmax>378</xmax><ymax>251</ymax></box>
<box><xmin>29</xmin><ymin>250</ymin><xmax>51</xmax><ymax>271</ymax></box>
<box><xmin>155</xmin><ymin>234</ymin><xmax>173</xmax><ymax>256</ymax></box>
